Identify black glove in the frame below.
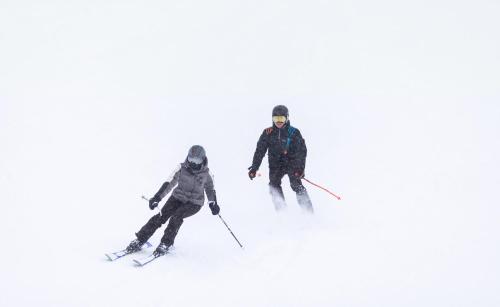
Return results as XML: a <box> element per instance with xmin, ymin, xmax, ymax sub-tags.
<box><xmin>293</xmin><ymin>169</ymin><xmax>305</xmax><ymax>178</ymax></box>
<box><xmin>149</xmin><ymin>196</ymin><xmax>160</xmax><ymax>210</ymax></box>
<box><xmin>248</xmin><ymin>166</ymin><xmax>257</xmax><ymax>180</ymax></box>
<box><xmin>209</xmin><ymin>201</ymin><xmax>220</xmax><ymax>215</ymax></box>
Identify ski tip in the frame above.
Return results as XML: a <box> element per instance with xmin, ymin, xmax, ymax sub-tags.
<box><xmin>133</xmin><ymin>259</ymin><xmax>143</xmax><ymax>266</ymax></box>
<box><xmin>105</xmin><ymin>253</ymin><xmax>113</xmax><ymax>261</ymax></box>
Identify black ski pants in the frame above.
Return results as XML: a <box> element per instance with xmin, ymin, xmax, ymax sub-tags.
<box><xmin>269</xmin><ymin>165</ymin><xmax>313</xmax><ymax>212</ymax></box>
<box><xmin>136</xmin><ymin>196</ymin><xmax>201</xmax><ymax>246</ymax></box>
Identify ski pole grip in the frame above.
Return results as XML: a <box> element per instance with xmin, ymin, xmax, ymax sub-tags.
<box><xmin>141</xmin><ymin>195</ymin><xmax>161</xmax><ymax>215</ymax></box>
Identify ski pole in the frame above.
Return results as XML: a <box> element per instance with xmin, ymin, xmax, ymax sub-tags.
<box><xmin>302</xmin><ymin>177</ymin><xmax>342</xmax><ymax>200</ymax></box>
<box><xmin>141</xmin><ymin>195</ymin><xmax>162</xmax><ymax>216</ymax></box>
<box><xmin>217</xmin><ymin>214</ymin><xmax>244</xmax><ymax>249</ymax></box>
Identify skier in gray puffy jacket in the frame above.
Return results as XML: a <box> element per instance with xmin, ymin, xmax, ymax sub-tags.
<box><xmin>126</xmin><ymin>145</ymin><xmax>220</xmax><ymax>256</ymax></box>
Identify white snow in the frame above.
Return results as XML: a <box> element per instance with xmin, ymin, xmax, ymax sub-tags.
<box><xmin>1</xmin><ymin>1</ymin><xmax>499</xmax><ymax>306</ymax></box>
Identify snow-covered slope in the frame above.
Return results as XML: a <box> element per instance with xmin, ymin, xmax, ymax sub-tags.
<box><xmin>1</xmin><ymin>1</ymin><xmax>499</xmax><ymax>306</ymax></box>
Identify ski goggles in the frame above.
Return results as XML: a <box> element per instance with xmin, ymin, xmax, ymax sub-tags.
<box><xmin>272</xmin><ymin>115</ymin><xmax>287</xmax><ymax>124</ymax></box>
<box><xmin>187</xmin><ymin>156</ymin><xmax>203</xmax><ymax>165</ymax></box>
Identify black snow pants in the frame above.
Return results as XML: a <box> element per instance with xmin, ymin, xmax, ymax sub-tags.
<box><xmin>135</xmin><ymin>196</ymin><xmax>201</xmax><ymax>246</ymax></box>
<box><xmin>269</xmin><ymin>166</ymin><xmax>313</xmax><ymax>212</ymax></box>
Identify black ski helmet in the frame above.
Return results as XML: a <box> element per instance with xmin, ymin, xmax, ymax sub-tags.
<box><xmin>272</xmin><ymin>105</ymin><xmax>289</xmax><ymax>118</ymax></box>
<box><xmin>187</xmin><ymin>145</ymin><xmax>206</xmax><ymax>170</ymax></box>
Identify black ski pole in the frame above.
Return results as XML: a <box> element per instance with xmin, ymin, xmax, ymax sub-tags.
<box><xmin>217</xmin><ymin>214</ymin><xmax>244</xmax><ymax>249</ymax></box>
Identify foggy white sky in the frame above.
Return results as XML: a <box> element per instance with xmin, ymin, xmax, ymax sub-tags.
<box><xmin>1</xmin><ymin>1</ymin><xmax>499</xmax><ymax>306</ymax></box>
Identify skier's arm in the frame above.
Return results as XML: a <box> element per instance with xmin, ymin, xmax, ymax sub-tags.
<box><xmin>250</xmin><ymin>130</ymin><xmax>270</xmax><ymax>170</ymax></box>
<box><xmin>154</xmin><ymin>164</ymin><xmax>181</xmax><ymax>201</ymax></box>
<box><xmin>204</xmin><ymin>171</ymin><xmax>216</xmax><ymax>203</ymax></box>
<box><xmin>205</xmin><ymin>171</ymin><xmax>220</xmax><ymax>215</ymax></box>
<box><xmin>293</xmin><ymin>130</ymin><xmax>307</xmax><ymax>174</ymax></box>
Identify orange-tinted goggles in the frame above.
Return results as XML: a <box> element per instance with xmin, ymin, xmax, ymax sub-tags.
<box><xmin>272</xmin><ymin>115</ymin><xmax>287</xmax><ymax>123</ymax></box>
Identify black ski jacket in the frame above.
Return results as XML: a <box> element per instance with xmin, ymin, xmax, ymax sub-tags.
<box><xmin>250</xmin><ymin>121</ymin><xmax>307</xmax><ymax>173</ymax></box>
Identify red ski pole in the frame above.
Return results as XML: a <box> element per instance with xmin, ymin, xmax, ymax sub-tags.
<box><xmin>302</xmin><ymin>177</ymin><xmax>342</xmax><ymax>200</ymax></box>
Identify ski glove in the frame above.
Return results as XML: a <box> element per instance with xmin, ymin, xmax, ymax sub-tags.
<box><xmin>149</xmin><ymin>196</ymin><xmax>160</xmax><ymax>210</ymax></box>
<box><xmin>294</xmin><ymin>170</ymin><xmax>305</xmax><ymax>179</ymax></box>
<box><xmin>209</xmin><ymin>201</ymin><xmax>220</xmax><ymax>215</ymax></box>
<box><xmin>248</xmin><ymin>166</ymin><xmax>257</xmax><ymax>180</ymax></box>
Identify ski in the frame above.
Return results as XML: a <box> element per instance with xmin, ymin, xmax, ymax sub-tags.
<box><xmin>105</xmin><ymin>241</ymin><xmax>153</xmax><ymax>261</ymax></box>
<box><xmin>133</xmin><ymin>252</ymin><xmax>168</xmax><ymax>266</ymax></box>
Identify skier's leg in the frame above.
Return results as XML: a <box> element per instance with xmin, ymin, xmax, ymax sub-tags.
<box><xmin>269</xmin><ymin>167</ymin><xmax>287</xmax><ymax>211</ymax></box>
<box><xmin>160</xmin><ymin>203</ymin><xmax>201</xmax><ymax>247</ymax></box>
<box><xmin>288</xmin><ymin>174</ymin><xmax>314</xmax><ymax>213</ymax></box>
<box><xmin>135</xmin><ymin>196</ymin><xmax>181</xmax><ymax>243</ymax></box>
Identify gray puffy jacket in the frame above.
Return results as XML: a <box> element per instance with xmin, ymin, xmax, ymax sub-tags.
<box><xmin>155</xmin><ymin>161</ymin><xmax>216</xmax><ymax>206</ymax></box>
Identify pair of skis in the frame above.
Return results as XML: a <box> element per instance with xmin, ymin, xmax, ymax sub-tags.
<box><xmin>105</xmin><ymin>242</ymin><xmax>166</xmax><ymax>266</ymax></box>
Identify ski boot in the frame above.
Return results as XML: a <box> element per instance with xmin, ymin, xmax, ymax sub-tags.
<box><xmin>153</xmin><ymin>242</ymin><xmax>170</xmax><ymax>257</ymax></box>
<box><xmin>126</xmin><ymin>238</ymin><xmax>145</xmax><ymax>253</ymax></box>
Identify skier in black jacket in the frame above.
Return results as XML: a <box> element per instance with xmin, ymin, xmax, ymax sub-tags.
<box><xmin>248</xmin><ymin>105</ymin><xmax>313</xmax><ymax>212</ymax></box>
